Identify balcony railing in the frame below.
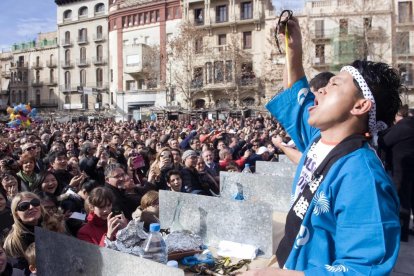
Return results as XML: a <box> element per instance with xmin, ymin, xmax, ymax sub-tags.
<box><xmin>77</xmin><ymin>36</ymin><xmax>89</xmax><ymax>45</ymax></box>
<box><xmin>61</xmin><ymin>39</ymin><xmax>73</xmax><ymax>47</ymax></box>
<box><xmin>10</xmin><ymin>61</ymin><xmax>29</xmax><ymax>69</ymax></box>
<box><xmin>60</xmin><ymin>85</ymin><xmax>77</xmax><ymax>93</ymax></box>
<box><xmin>32</xmin><ymin>62</ymin><xmax>43</xmax><ymax>69</ymax></box>
<box><xmin>46</xmin><ymin>60</ymin><xmax>57</xmax><ymax>68</ymax></box>
<box><xmin>31</xmin><ymin>99</ymin><xmax>58</xmax><ymax>108</ymax></box>
<box><xmin>77</xmin><ymin>59</ymin><xmax>90</xmax><ymax>67</ymax></box>
<box><xmin>93</xmin><ymin>34</ymin><xmax>106</xmax><ymax>42</ymax></box>
<box><xmin>195</xmin><ymin>18</ymin><xmax>204</xmax><ymax>25</ymax></box>
<box><xmin>45</xmin><ymin>80</ymin><xmax>58</xmax><ymax>86</ymax></box>
<box><xmin>61</xmin><ymin>61</ymin><xmax>74</xmax><ymax>69</ymax></box>
<box><xmin>1</xmin><ymin>71</ymin><xmax>11</xmax><ymax>78</ymax></box>
<box><xmin>31</xmin><ymin>80</ymin><xmax>43</xmax><ymax>87</ymax></box>
<box><xmin>93</xmin><ymin>57</ymin><xmax>107</xmax><ymax>65</ymax></box>
<box><xmin>190</xmin><ymin>79</ymin><xmax>203</xmax><ymax>89</ymax></box>
<box><xmin>239</xmin><ymin>77</ymin><xmax>257</xmax><ymax>86</ymax></box>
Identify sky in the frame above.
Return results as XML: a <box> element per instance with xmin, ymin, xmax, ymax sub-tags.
<box><xmin>0</xmin><ymin>0</ymin><xmax>57</xmax><ymax>51</ymax></box>
<box><xmin>0</xmin><ymin>0</ymin><xmax>305</xmax><ymax>51</ymax></box>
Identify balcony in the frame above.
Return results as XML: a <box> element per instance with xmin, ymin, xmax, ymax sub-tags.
<box><xmin>93</xmin><ymin>34</ymin><xmax>106</xmax><ymax>42</ymax></box>
<box><xmin>238</xmin><ymin>77</ymin><xmax>258</xmax><ymax>87</ymax></box>
<box><xmin>123</xmin><ymin>44</ymin><xmax>151</xmax><ymax>75</ymax></box>
<box><xmin>190</xmin><ymin>79</ymin><xmax>203</xmax><ymax>89</ymax></box>
<box><xmin>63</xmin><ymin>103</ymin><xmax>84</xmax><ymax>110</ymax></box>
<box><xmin>77</xmin><ymin>36</ymin><xmax>89</xmax><ymax>45</ymax></box>
<box><xmin>1</xmin><ymin>71</ymin><xmax>11</xmax><ymax>78</ymax></box>
<box><xmin>10</xmin><ymin>61</ymin><xmax>29</xmax><ymax>69</ymax></box>
<box><xmin>32</xmin><ymin>62</ymin><xmax>43</xmax><ymax>69</ymax></box>
<box><xmin>311</xmin><ymin>57</ymin><xmax>330</xmax><ymax>69</ymax></box>
<box><xmin>77</xmin><ymin>59</ymin><xmax>90</xmax><ymax>67</ymax></box>
<box><xmin>31</xmin><ymin>80</ymin><xmax>43</xmax><ymax>87</ymax></box>
<box><xmin>61</xmin><ymin>61</ymin><xmax>74</xmax><ymax>69</ymax></box>
<box><xmin>61</xmin><ymin>39</ymin><xmax>73</xmax><ymax>47</ymax></box>
<box><xmin>96</xmin><ymin>82</ymin><xmax>109</xmax><ymax>90</ymax></box>
<box><xmin>31</xmin><ymin>99</ymin><xmax>58</xmax><ymax>108</ymax></box>
<box><xmin>93</xmin><ymin>57</ymin><xmax>107</xmax><ymax>66</ymax></box>
<box><xmin>60</xmin><ymin>85</ymin><xmax>77</xmax><ymax>93</ymax></box>
<box><xmin>311</xmin><ymin>29</ymin><xmax>333</xmax><ymax>42</ymax></box>
<box><xmin>46</xmin><ymin>60</ymin><xmax>57</xmax><ymax>68</ymax></box>
<box><xmin>45</xmin><ymin>80</ymin><xmax>58</xmax><ymax>86</ymax></box>
<box><xmin>194</xmin><ymin>18</ymin><xmax>204</xmax><ymax>26</ymax></box>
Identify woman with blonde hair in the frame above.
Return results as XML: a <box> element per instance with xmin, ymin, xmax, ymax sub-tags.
<box><xmin>147</xmin><ymin>147</ymin><xmax>173</xmax><ymax>190</ymax></box>
<box><xmin>4</xmin><ymin>192</ymin><xmax>65</xmax><ymax>272</ymax></box>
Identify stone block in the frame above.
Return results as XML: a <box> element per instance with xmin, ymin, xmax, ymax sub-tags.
<box><xmin>159</xmin><ymin>191</ymin><xmax>275</xmax><ymax>258</ymax></box>
<box><xmin>35</xmin><ymin>227</ymin><xmax>184</xmax><ymax>276</ymax></box>
<box><xmin>220</xmin><ymin>172</ymin><xmax>293</xmax><ymax>213</ymax></box>
<box><xmin>255</xmin><ymin>161</ymin><xmax>297</xmax><ymax>178</ymax></box>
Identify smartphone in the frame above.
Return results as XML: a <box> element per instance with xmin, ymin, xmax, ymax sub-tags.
<box><xmin>132</xmin><ymin>155</ymin><xmax>145</xmax><ymax>169</ymax></box>
<box><xmin>111</xmin><ymin>207</ymin><xmax>122</xmax><ymax>216</ymax></box>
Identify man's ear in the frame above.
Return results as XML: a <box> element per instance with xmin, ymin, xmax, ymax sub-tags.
<box><xmin>351</xmin><ymin>98</ymin><xmax>372</xmax><ymax>116</ymax></box>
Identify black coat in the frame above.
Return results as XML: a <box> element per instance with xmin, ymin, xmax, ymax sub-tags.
<box><xmin>104</xmin><ymin>183</ymin><xmax>134</xmax><ymax>220</ymax></box>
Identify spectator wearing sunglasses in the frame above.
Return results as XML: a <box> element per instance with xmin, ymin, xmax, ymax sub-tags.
<box><xmin>3</xmin><ymin>192</ymin><xmax>64</xmax><ymax>273</ymax></box>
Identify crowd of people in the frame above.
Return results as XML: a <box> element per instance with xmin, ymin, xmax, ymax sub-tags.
<box><xmin>0</xmin><ymin>112</ymin><xmax>293</xmax><ymax>275</ymax></box>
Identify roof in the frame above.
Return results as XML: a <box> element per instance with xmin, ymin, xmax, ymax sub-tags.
<box><xmin>55</xmin><ymin>0</ymin><xmax>84</xmax><ymax>5</ymax></box>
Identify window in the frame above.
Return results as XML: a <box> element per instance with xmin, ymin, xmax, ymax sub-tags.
<box><xmin>195</xmin><ymin>37</ymin><xmax>203</xmax><ymax>54</ymax></box>
<box><xmin>126</xmin><ymin>80</ymin><xmax>136</xmax><ymax>91</ymax></box>
<box><xmin>95</xmin><ymin>3</ymin><xmax>105</xmax><ymax>14</ymax></box>
<box><xmin>11</xmin><ymin>91</ymin><xmax>15</xmax><ymax>104</ymax></box>
<box><xmin>139</xmin><ymin>13</ymin><xmax>144</xmax><ymax>24</ymax></box>
<box><xmin>175</xmin><ymin>6</ymin><xmax>180</xmax><ymax>18</ymax></box>
<box><xmin>315</xmin><ymin>20</ymin><xmax>324</xmax><ymax>38</ymax></box>
<box><xmin>80</xmin><ymin>70</ymin><xmax>86</xmax><ymax>86</ymax></box>
<box><xmin>36</xmin><ymin>56</ymin><xmax>40</xmax><ymax>67</ymax></box>
<box><xmin>363</xmin><ymin>17</ymin><xmax>372</xmax><ymax>30</ymax></box>
<box><xmin>243</xmin><ymin>31</ymin><xmax>252</xmax><ymax>49</ymax></box>
<box><xmin>205</xmin><ymin>62</ymin><xmax>212</xmax><ymax>84</ymax></box>
<box><xmin>167</xmin><ymin>8</ymin><xmax>172</xmax><ymax>20</ymax></box>
<box><xmin>216</xmin><ymin>5</ymin><xmax>228</xmax><ymax>22</ymax></box>
<box><xmin>65</xmin><ymin>95</ymin><xmax>70</xmax><ymax>104</ymax></box>
<box><xmin>214</xmin><ymin>61</ymin><xmax>224</xmax><ymax>82</ymax></box>
<box><xmin>192</xmin><ymin>67</ymin><xmax>203</xmax><ymax>88</ymax></box>
<box><xmin>64</xmin><ymin>31</ymin><xmax>71</xmax><ymax>44</ymax></box>
<box><xmin>147</xmin><ymin>79</ymin><xmax>157</xmax><ymax>89</ymax></box>
<box><xmin>79</xmin><ymin>28</ymin><xmax>88</xmax><ymax>43</ymax></box>
<box><xmin>35</xmin><ymin>70</ymin><xmax>40</xmax><ymax>82</ymax></box>
<box><xmin>156</xmin><ymin>10</ymin><xmax>160</xmax><ymax>22</ymax></box>
<box><xmin>96</xmin><ymin>45</ymin><xmax>103</xmax><ymax>61</ymax></box>
<box><xmin>36</xmin><ymin>90</ymin><xmax>41</xmax><ymax>105</ymax></box>
<box><xmin>23</xmin><ymin>91</ymin><xmax>27</xmax><ymax>103</ymax></box>
<box><xmin>79</xmin><ymin>6</ymin><xmax>88</xmax><ymax>18</ymax></box>
<box><xmin>398</xmin><ymin>64</ymin><xmax>413</xmax><ymax>86</ymax></box>
<box><xmin>339</xmin><ymin>19</ymin><xmax>348</xmax><ymax>35</ymax></box>
<box><xmin>225</xmin><ymin>60</ymin><xmax>232</xmax><ymax>81</ymax></box>
<box><xmin>64</xmin><ymin>71</ymin><xmax>71</xmax><ymax>88</ymax></box>
<box><xmin>396</xmin><ymin>32</ymin><xmax>410</xmax><ymax>54</ymax></box>
<box><xmin>315</xmin><ymin>44</ymin><xmax>325</xmax><ymax>64</ymax></box>
<box><xmin>218</xmin><ymin>34</ymin><xmax>226</xmax><ymax>46</ymax></box>
<box><xmin>65</xmin><ymin>49</ymin><xmax>70</xmax><ymax>64</ymax></box>
<box><xmin>398</xmin><ymin>1</ymin><xmax>413</xmax><ymax>23</ymax></box>
<box><xmin>96</xmin><ymin>68</ymin><xmax>103</xmax><ymax>87</ymax></box>
<box><xmin>63</xmin><ymin>10</ymin><xmax>72</xmax><ymax>20</ymax></box>
<box><xmin>80</xmin><ymin>47</ymin><xmax>86</xmax><ymax>62</ymax></box>
<box><xmin>50</xmin><ymin>69</ymin><xmax>54</xmax><ymax>83</ymax></box>
<box><xmin>241</xmin><ymin>2</ymin><xmax>253</xmax><ymax>20</ymax></box>
<box><xmin>195</xmin><ymin>8</ymin><xmax>204</xmax><ymax>25</ymax></box>
<box><xmin>110</xmin><ymin>69</ymin><xmax>113</xmax><ymax>82</ymax></box>
<box><xmin>241</xmin><ymin>63</ymin><xmax>255</xmax><ymax>85</ymax></box>
<box><xmin>96</xmin><ymin>25</ymin><xmax>103</xmax><ymax>39</ymax></box>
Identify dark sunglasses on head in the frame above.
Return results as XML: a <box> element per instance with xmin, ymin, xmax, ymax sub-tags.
<box><xmin>17</xmin><ymin>198</ymin><xmax>41</xmax><ymax>212</ymax></box>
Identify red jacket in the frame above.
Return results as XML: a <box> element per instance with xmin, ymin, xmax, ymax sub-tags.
<box><xmin>77</xmin><ymin>213</ymin><xmax>107</xmax><ymax>246</ymax></box>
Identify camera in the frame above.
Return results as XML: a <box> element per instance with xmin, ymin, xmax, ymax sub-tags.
<box><xmin>5</xmin><ymin>159</ymin><xmax>14</xmax><ymax>166</ymax></box>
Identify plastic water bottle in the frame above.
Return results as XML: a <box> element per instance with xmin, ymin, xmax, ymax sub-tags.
<box><xmin>142</xmin><ymin>223</ymin><xmax>168</xmax><ymax>264</ymax></box>
<box><xmin>242</xmin><ymin>163</ymin><xmax>252</xmax><ymax>173</ymax></box>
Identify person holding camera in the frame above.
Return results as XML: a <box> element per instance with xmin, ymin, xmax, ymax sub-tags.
<box><xmin>77</xmin><ymin>186</ymin><xmax>127</xmax><ymax>246</ymax></box>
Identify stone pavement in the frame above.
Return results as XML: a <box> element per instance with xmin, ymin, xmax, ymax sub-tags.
<box><xmin>392</xmin><ymin>229</ymin><xmax>414</xmax><ymax>275</ymax></box>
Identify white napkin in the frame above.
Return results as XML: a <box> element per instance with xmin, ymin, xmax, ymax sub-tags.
<box><xmin>216</xmin><ymin>240</ymin><xmax>258</xmax><ymax>259</ymax></box>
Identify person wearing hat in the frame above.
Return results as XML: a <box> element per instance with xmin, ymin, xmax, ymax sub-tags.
<box><xmin>180</xmin><ymin>150</ymin><xmax>206</xmax><ymax>194</ymax></box>
<box><xmin>245</xmin><ymin>146</ymin><xmax>270</xmax><ymax>172</ymax></box>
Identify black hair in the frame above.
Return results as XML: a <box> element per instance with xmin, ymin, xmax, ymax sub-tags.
<box><xmin>351</xmin><ymin>60</ymin><xmax>402</xmax><ymax>127</ymax></box>
<box><xmin>166</xmin><ymin>170</ymin><xmax>182</xmax><ymax>182</ymax></box>
<box><xmin>80</xmin><ymin>179</ymin><xmax>100</xmax><ymax>194</ymax></box>
<box><xmin>309</xmin><ymin>72</ymin><xmax>335</xmax><ymax>91</ymax></box>
<box><xmin>398</xmin><ymin>104</ymin><xmax>409</xmax><ymax>118</ymax></box>
<box><xmin>48</xmin><ymin>150</ymin><xmax>67</xmax><ymax>164</ymax></box>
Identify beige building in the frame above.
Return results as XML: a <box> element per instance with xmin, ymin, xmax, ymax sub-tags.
<box><xmin>0</xmin><ymin>32</ymin><xmax>59</xmax><ymax>112</ymax></box>
<box><xmin>298</xmin><ymin>0</ymin><xmax>414</xmax><ymax>107</ymax></box>
<box><xmin>56</xmin><ymin>0</ymin><xmax>110</xmax><ymax>114</ymax></box>
<box><xmin>176</xmin><ymin>0</ymin><xmax>277</xmax><ymax>116</ymax></box>
<box><xmin>0</xmin><ymin>51</ymin><xmax>13</xmax><ymax>112</ymax></box>
<box><xmin>108</xmin><ymin>0</ymin><xmax>182</xmax><ymax>121</ymax></box>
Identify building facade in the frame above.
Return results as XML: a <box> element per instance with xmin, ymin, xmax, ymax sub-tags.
<box><xmin>108</xmin><ymin>0</ymin><xmax>182</xmax><ymax>121</ymax></box>
<box><xmin>56</xmin><ymin>0</ymin><xmax>110</xmax><ymax>114</ymax></box>
<box><xmin>0</xmin><ymin>32</ymin><xmax>59</xmax><ymax>113</ymax></box>
<box><xmin>176</xmin><ymin>0</ymin><xmax>277</xmax><ymax>115</ymax></box>
<box><xmin>298</xmin><ymin>0</ymin><xmax>414</xmax><ymax>106</ymax></box>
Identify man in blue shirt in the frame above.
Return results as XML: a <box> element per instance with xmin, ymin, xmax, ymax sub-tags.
<box><xmin>243</xmin><ymin>17</ymin><xmax>401</xmax><ymax>276</ymax></box>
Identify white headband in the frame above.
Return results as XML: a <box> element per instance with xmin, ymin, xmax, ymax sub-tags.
<box><xmin>340</xmin><ymin>66</ymin><xmax>387</xmax><ymax>145</ymax></box>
